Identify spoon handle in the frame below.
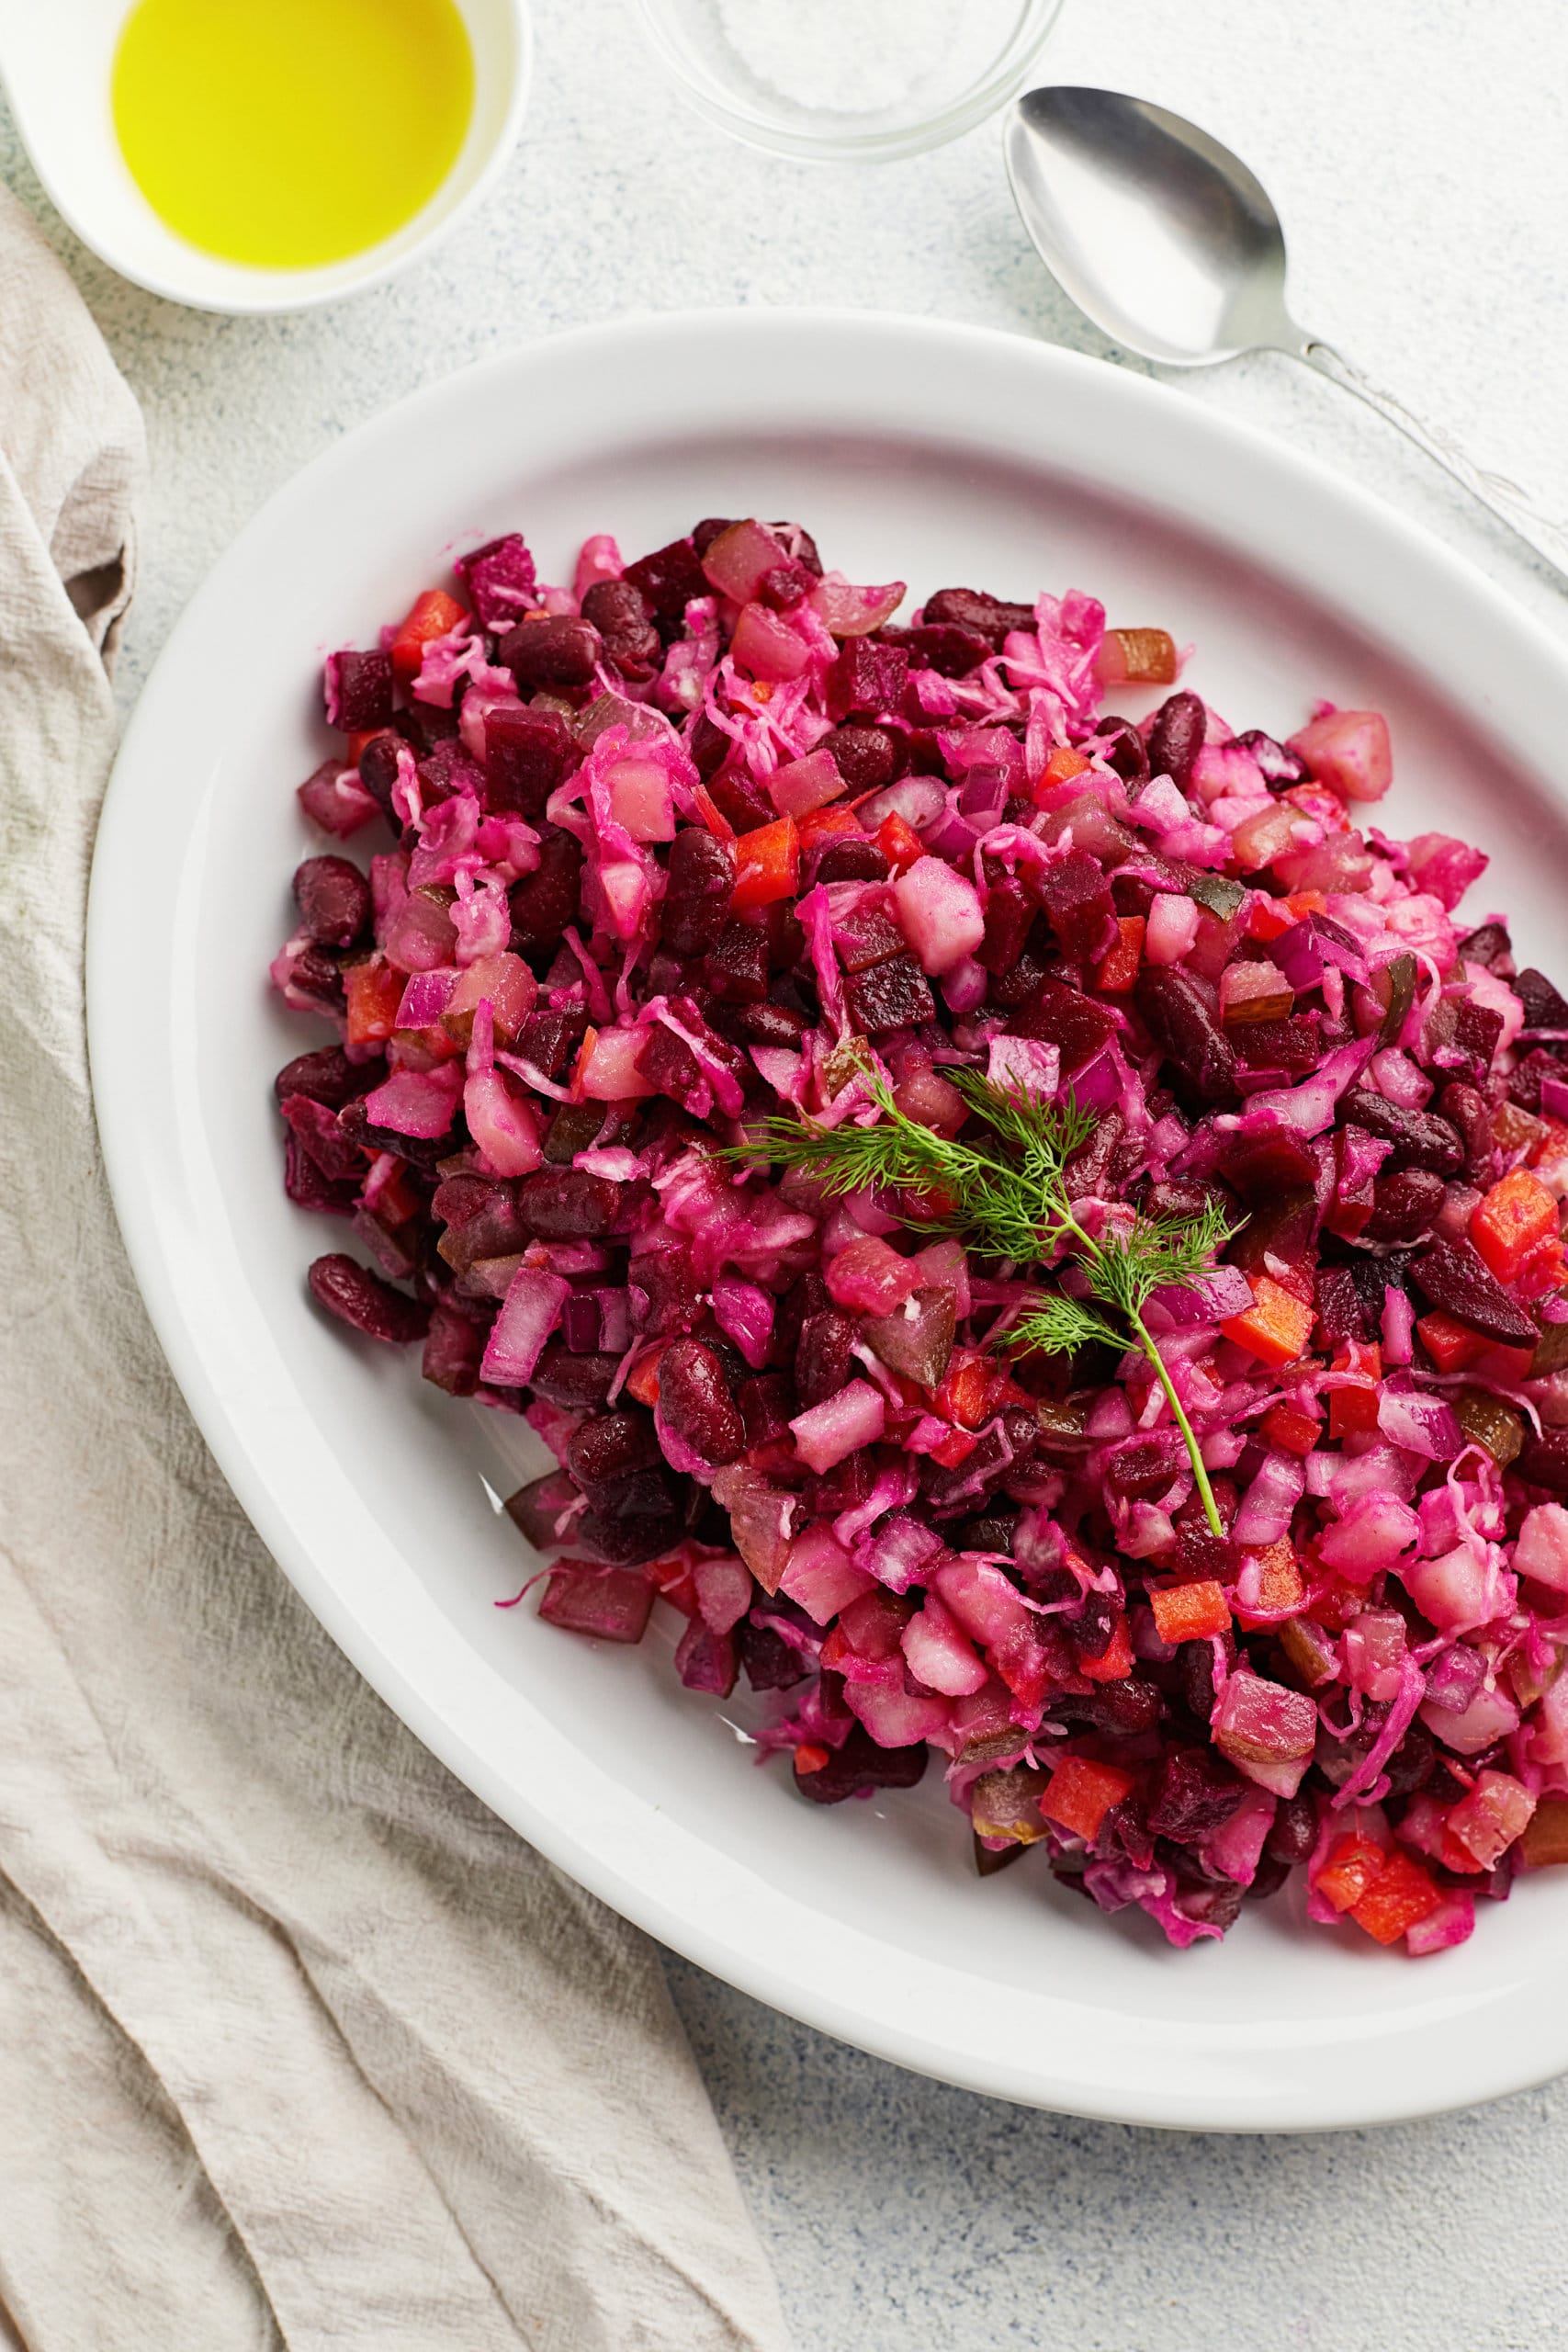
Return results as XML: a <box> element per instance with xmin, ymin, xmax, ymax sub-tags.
<box><xmin>1299</xmin><ymin>338</ymin><xmax>1568</xmax><ymax>583</ymax></box>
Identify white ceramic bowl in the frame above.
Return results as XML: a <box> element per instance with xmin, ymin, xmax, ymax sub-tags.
<box><xmin>88</xmin><ymin>311</ymin><xmax>1568</xmax><ymax>2129</ymax></box>
<box><xmin>0</xmin><ymin>0</ymin><xmax>529</xmax><ymax>313</ymax></box>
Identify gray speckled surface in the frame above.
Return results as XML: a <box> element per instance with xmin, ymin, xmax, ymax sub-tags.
<box><xmin>8</xmin><ymin>1</ymin><xmax>1568</xmax><ymax>2343</ymax></box>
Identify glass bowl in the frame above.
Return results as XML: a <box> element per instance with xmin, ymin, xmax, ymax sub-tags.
<box><xmin>631</xmin><ymin>0</ymin><xmax>1063</xmax><ymax>163</ymax></box>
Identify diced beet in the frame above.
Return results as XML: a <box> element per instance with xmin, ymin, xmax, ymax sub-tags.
<box><xmin>663</xmin><ymin>828</ymin><xmax>737</xmax><ymax>955</ymax></box>
<box><xmin>1339</xmin><ymin>1091</ymin><xmax>1465</xmax><ymax>1177</ymax></box>
<box><xmin>1235</xmin><ymin>1015</ymin><xmax>1322</xmax><ymax>1073</ymax></box>
<box><xmin>825</xmin><ymin>638</ymin><xmax>909</xmax><ymax>724</ymax></box>
<box><xmin>1436</xmin><ymin>1080</ymin><xmax>1493</xmax><ymax>1174</ymax></box>
<box><xmin>575</xmin><ymin>1508</ymin><xmax>683</xmax><ymax>1566</ymax></box>
<box><xmin>279</xmin><ymin>1092</ymin><xmax>367</xmax><ymax>1184</ymax></box>
<box><xmin>630</xmin><ymin>1245</ymin><xmax>701</xmax><ymax>1338</ymax></box>
<box><xmin>794</xmin><ymin>1724</ymin><xmax>929</xmax><ymax>1804</ymax></box>
<box><xmin>505</xmin><ymin>1467</ymin><xmax>580</xmax><ymax>1551</ymax></box>
<box><xmin>729</xmin><ymin>1001</ymin><xmax>808</xmax><ymax>1048</ymax></box>
<box><xmin>795</xmin><ymin>1308</ymin><xmax>857</xmax><ymax>1408</ymax></box>
<box><xmin>1515</xmin><ymin>967</ymin><xmax>1568</xmax><ymax>1031</ymax></box>
<box><xmin>422</xmin><ymin>1300</ymin><xmax>488</xmax><ymax>1396</ymax></box>
<box><xmin>454</xmin><ymin>533</ymin><xmax>536</xmax><ymax>627</ymax></box>
<box><xmin>293</xmin><ymin>854</ymin><xmax>371</xmax><ymax>948</ymax></box>
<box><xmin>835</xmin><ymin>906</ymin><xmax>906</xmax><ymax>973</ymax></box>
<box><xmin>845</xmin><ymin>953</ymin><xmax>935</xmax><ymax>1035</ymax></box>
<box><xmin>1106</xmin><ymin>1431</ymin><xmax>1185</xmax><ymax>1502</ymax></box>
<box><xmin>1507</xmin><ymin>1048</ymin><xmax>1568</xmax><ymax>1114</ymax></box>
<box><xmin>283</xmin><ymin>1135</ymin><xmax>357</xmax><ymax>1215</ymax></box>
<box><xmin>509</xmin><ymin>831</ymin><xmax>584</xmax><ymax>956</ymax></box>
<box><xmin>515</xmin><ymin>1168</ymin><xmax>631</xmax><ymax>1240</ymax></box>
<box><xmin>674</xmin><ymin>1619</ymin><xmax>739</xmax><ymax>1696</ymax></box>
<box><xmin>515</xmin><ymin>1003</ymin><xmax>589</xmax><ymax>1080</ymax></box>
<box><xmin>1145</xmin><ymin>692</ymin><xmax>1206</xmax><ymax>791</ymax></box>
<box><xmin>825</xmin><ymin>723</ymin><xmax>906</xmax><ymax>792</ymax></box>
<box><xmin>324</xmin><ymin>648</ymin><xmax>393</xmax><ymax>732</ymax></box>
<box><xmin>739</xmin><ymin>1618</ymin><xmax>807</xmax><ymax>1690</ymax></box>
<box><xmin>1363</xmin><ymin>1167</ymin><xmax>1445</xmax><ymax>1244</ymax></box>
<box><xmin>308</xmin><ymin>1252</ymin><xmax>431</xmax><ymax>1344</ymax></box>
<box><xmin>1315</xmin><ymin>1263</ymin><xmax>1373</xmax><ymax>1345</ymax></box>
<box><xmin>274</xmin><ymin>1045</ymin><xmax>365</xmax><ymax>1112</ymax></box>
<box><xmin>738</xmin><ymin>1372</ymin><xmax>796</xmax><ymax>1446</ymax></box>
<box><xmin>498</xmin><ymin>615</ymin><xmax>603</xmax><ymax>690</ymax></box>
<box><xmin>756</xmin><ymin>560</ymin><xmax>816</xmax><ymax>610</ymax></box>
<box><xmin>530</xmin><ymin>1345</ymin><xmax>620</xmax><ymax>1411</ymax></box>
<box><xmin>538</xmin><ymin>1564</ymin><xmax>654</xmax><ymax>1645</ymax></box>
<box><xmin>1135</xmin><ymin>967</ymin><xmax>1238</xmax><ymax>1101</ymax></box>
<box><xmin>622</xmin><ymin>536</ymin><xmax>709</xmax><ymax>637</ymax></box>
<box><xmin>815</xmin><ymin>839</ymin><xmax>890</xmax><ymax>886</ymax></box>
<box><xmin>580</xmin><ymin>579</ymin><xmax>661</xmax><ymax>680</ymax></box>
<box><xmin>704</xmin><ymin>765</ymin><xmax>775</xmax><ymax>833</ymax></box>
<box><xmin>1414</xmin><ymin>1238</ymin><xmax>1539</xmax><ymax>1345</ymax></box>
<box><xmin>657</xmin><ymin>1338</ymin><xmax>746</xmax><ymax>1465</ymax></box>
<box><xmin>1038</xmin><ymin>849</ymin><xmax>1114</xmax><ymax>963</ymax></box>
<box><xmin>1230</xmin><ymin>729</ymin><xmax>1308</xmax><ymax>786</ymax></box>
<box><xmin>903</xmin><ymin>621</ymin><xmax>990</xmax><ymax>677</ymax></box>
<box><xmin>567</xmin><ymin>1408</ymin><xmax>664</xmax><ymax>1498</ymax></box>
<box><xmin>1215</xmin><ymin>1128</ymin><xmax>1320</xmax><ymax>1198</ymax></box>
<box><xmin>1010</xmin><ymin>974</ymin><xmax>1115</xmax><ymax>1070</ymax></box>
<box><xmin>703</xmin><ymin>919</ymin><xmax>771</xmax><ymax>1003</ymax></box>
<box><xmin>1146</xmin><ymin>1749</ymin><xmax>1245</xmax><ymax>1839</ymax></box>
<box><xmin>1451</xmin><ymin>998</ymin><xmax>1506</xmax><ymax>1080</ymax></box>
<box><xmin>919</xmin><ymin>586</ymin><xmax>1034</xmax><ymax>648</ymax></box>
<box><xmin>483</xmin><ymin>706</ymin><xmax>578</xmax><ymax>817</ymax></box>
<box><xmin>1518</xmin><ymin>1429</ymin><xmax>1568</xmax><ymax>1492</ymax></box>
<box><xmin>978</xmin><ymin>876</ymin><xmax>1035</xmax><ymax>976</ymax></box>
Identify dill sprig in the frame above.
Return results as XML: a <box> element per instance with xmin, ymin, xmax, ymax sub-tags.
<box><xmin>726</xmin><ymin>1061</ymin><xmax>1234</xmax><ymax>1538</ymax></box>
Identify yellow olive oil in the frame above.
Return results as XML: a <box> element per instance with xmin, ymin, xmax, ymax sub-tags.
<box><xmin>112</xmin><ymin>0</ymin><xmax>475</xmax><ymax>271</ymax></box>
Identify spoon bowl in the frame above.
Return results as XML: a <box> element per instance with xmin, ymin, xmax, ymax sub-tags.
<box><xmin>1005</xmin><ymin>83</ymin><xmax>1568</xmax><ymax>577</ymax></box>
<box><xmin>0</xmin><ymin>0</ymin><xmax>531</xmax><ymax>314</ymax></box>
<box><xmin>1005</xmin><ymin>85</ymin><xmax>1299</xmax><ymax>366</ymax></box>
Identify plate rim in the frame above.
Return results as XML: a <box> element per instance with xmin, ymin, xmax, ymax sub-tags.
<box><xmin>88</xmin><ymin>306</ymin><xmax>1568</xmax><ymax>2132</ymax></box>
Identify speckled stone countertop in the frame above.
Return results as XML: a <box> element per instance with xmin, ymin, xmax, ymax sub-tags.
<box><xmin>7</xmin><ymin>3</ymin><xmax>1567</xmax><ymax>2344</ymax></box>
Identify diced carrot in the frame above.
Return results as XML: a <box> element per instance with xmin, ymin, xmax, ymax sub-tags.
<box><xmin>1327</xmin><ymin>1340</ymin><xmax>1382</xmax><ymax>1439</ymax></box>
<box><xmin>1095</xmin><ymin>915</ymin><xmax>1145</xmax><ymax>993</ymax></box>
<box><xmin>1314</xmin><ymin>1834</ymin><xmax>1387</xmax><ymax>1915</ymax></box>
<box><xmin>1530</xmin><ymin>1115</ymin><xmax>1568</xmax><ymax>1169</ymax></box>
<box><xmin>1261</xmin><ymin>1402</ymin><xmax>1321</xmax><ymax>1456</ymax></box>
<box><xmin>730</xmin><ymin>815</ymin><xmax>800</xmax><ymax>910</ymax></box>
<box><xmin>1149</xmin><ymin>1579</ymin><xmax>1232</xmax><ymax>1645</ymax></box>
<box><xmin>345</xmin><ymin>729</ymin><xmax>378</xmax><ymax>762</ymax></box>
<box><xmin>935</xmin><ymin>1349</ymin><xmax>993</xmax><ymax>1430</ymax></box>
<box><xmin>1416</xmin><ymin>1309</ymin><xmax>1491</xmax><ymax>1375</ymax></box>
<box><xmin>1035</xmin><ymin>744</ymin><xmax>1092</xmax><ymax>799</ymax></box>
<box><xmin>929</xmin><ymin>1426</ymin><xmax>977</xmax><ymax>1470</ymax></box>
<box><xmin>389</xmin><ymin>586</ymin><xmax>467</xmax><ymax>679</ymax></box>
<box><xmin>876</xmin><ymin>811</ymin><xmax>924</xmax><ymax>874</ymax></box>
<box><xmin>624</xmin><ymin>1346</ymin><xmax>665</xmax><ymax>1407</ymax></box>
<box><xmin>1348</xmin><ymin>1849</ymin><xmax>1444</xmax><ymax>1945</ymax></box>
<box><xmin>1078</xmin><ymin>1615</ymin><xmax>1134</xmax><ymax>1681</ymax></box>
<box><xmin>1041</xmin><ymin>1755</ymin><xmax>1135</xmax><ymax>1841</ymax></box>
<box><xmin>1221</xmin><ymin>1273</ymin><xmax>1316</xmax><ymax>1368</ymax></box>
<box><xmin>343</xmin><ymin>955</ymin><xmax>405</xmax><ymax>1047</ymax></box>
<box><xmin>1471</xmin><ymin>1168</ymin><xmax>1560</xmax><ymax>1284</ymax></box>
<box><xmin>794</xmin><ymin>1743</ymin><xmax>830</xmax><ymax>1776</ymax></box>
<box><xmin>1246</xmin><ymin>888</ymin><xmax>1326</xmax><ymax>943</ymax></box>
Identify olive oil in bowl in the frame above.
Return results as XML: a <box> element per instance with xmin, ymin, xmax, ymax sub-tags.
<box><xmin>112</xmin><ymin>0</ymin><xmax>475</xmax><ymax>271</ymax></box>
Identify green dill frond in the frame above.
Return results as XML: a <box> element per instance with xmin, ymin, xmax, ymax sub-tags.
<box><xmin>1087</xmin><ymin>1195</ymin><xmax>1235</xmax><ymax>1321</ymax></box>
<box><xmin>1007</xmin><ymin>1293</ymin><xmax>1125</xmax><ymax>1359</ymax></box>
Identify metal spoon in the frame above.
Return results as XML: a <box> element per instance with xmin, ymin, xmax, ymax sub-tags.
<box><xmin>1005</xmin><ymin>85</ymin><xmax>1568</xmax><ymax>578</ymax></box>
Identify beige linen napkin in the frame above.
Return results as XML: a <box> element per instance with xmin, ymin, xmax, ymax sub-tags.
<box><xmin>0</xmin><ymin>187</ymin><xmax>790</xmax><ymax>2352</ymax></box>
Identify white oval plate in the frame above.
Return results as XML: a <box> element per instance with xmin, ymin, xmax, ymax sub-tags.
<box><xmin>89</xmin><ymin>311</ymin><xmax>1568</xmax><ymax>2131</ymax></box>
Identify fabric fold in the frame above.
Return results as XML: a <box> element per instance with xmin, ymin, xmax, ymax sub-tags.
<box><xmin>0</xmin><ymin>183</ymin><xmax>788</xmax><ymax>2352</ymax></box>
